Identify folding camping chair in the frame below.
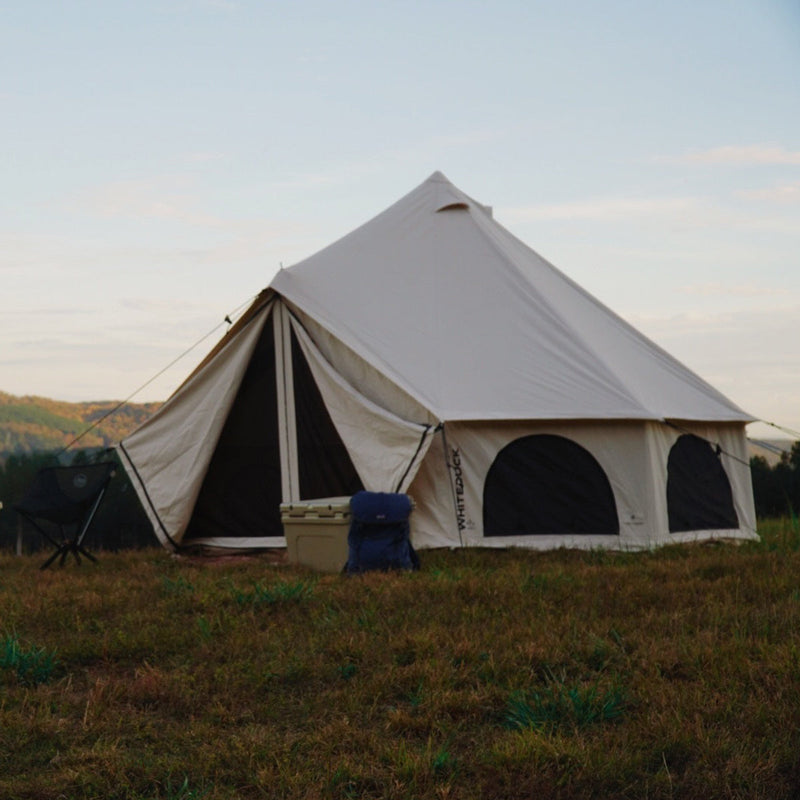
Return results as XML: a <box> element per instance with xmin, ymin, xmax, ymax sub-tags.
<box><xmin>13</xmin><ymin>462</ymin><xmax>116</xmax><ymax>569</ymax></box>
<box><xmin>345</xmin><ymin>491</ymin><xmax>418</xmax><ymax>574</ymax></box>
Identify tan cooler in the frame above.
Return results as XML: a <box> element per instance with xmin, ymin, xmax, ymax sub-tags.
<box><xmin>280</xmin><ymin>497</ymin><xmax>351</xmax><ymax>573</ymax></box>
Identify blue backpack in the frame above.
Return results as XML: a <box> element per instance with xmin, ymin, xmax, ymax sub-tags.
<box><xmin>345</xmin><ymin>491</ymin><xmax>419</xmax><ymax>574</ymax></box>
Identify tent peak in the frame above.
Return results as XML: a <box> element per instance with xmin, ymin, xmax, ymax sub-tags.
<box><xmin>424</xmin><ymin>171</ymin><xmax>492</xmax><ymax>217</ymax></box>
<box><xmin>426</xmin><ymin>170</ymin><xmax>451</xmax><ymax>183</ymax></box>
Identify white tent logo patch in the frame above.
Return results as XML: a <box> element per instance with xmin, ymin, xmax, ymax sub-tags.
<box><xmin>451</xmin><ymin>447</ymin><xmax>470</xmax><ymax>532</ymax></box>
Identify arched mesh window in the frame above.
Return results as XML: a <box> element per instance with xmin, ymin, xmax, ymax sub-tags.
<box><xmin>667</xmin><ymin>434</ymin><xmax>738</xmax><ymax>532</ymax></box>
<box><xmin>483</xmin><ymin>434</ymin><xmax>619</xmax><ymax>536</ymax></box>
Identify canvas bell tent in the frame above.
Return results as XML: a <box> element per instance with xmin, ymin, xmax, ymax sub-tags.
<box><xmin>118</xmin><ymin>171</ymin><xmax>757</xmax><ymax>553</ymax></box>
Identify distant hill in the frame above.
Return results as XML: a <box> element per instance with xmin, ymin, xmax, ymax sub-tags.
<box><xmin>0</xmin><ymin>391</ymin><xmax>161</xmax><ymax>456</ymax></box>
<box><xmin>3</xmin><ymin>388</ymin><xmax>794</xmax><ymax>467</ymax></box>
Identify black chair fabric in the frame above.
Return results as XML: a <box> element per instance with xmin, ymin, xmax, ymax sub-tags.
<box><xmin>14</xmin><ymin>462</ymin><xmax>116</xmax><ymax>568</ymax></box>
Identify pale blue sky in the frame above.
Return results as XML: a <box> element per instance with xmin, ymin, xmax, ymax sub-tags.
<box><xmin>2</xmin><ymin>0</ymin><xmax>799</xmax><ymax>439</ymax></box>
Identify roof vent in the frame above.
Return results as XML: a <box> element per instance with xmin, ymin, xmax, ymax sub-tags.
<box><xmin>436</xmin><ymin>201</ymin><xmax>470</xmax><ymax>212</ymax></box>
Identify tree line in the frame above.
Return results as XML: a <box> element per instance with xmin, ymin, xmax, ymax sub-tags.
<box><xmin>750</xmin><ymin>442</ymin><xmax>800</xmax><ymax>519</ymax></box>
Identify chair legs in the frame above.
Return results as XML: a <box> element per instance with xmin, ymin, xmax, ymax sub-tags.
<box><xmin>40</xmin><ymin>540</ymin><xmax>98</xmax><ymax>570</ymax></box>
<box><xmin>41</xmin><ymin>546</ymin><xmax>65</xmax><ymax>570</ymax></box>
<box><xmin>35</xmin><ymin>521</ymin><xmax>100</xmax><ymax>570</ymax></box>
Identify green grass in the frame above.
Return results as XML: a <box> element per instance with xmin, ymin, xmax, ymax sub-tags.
<box><xmin>505</xmin><ymin>674</ymin><xmax>628</xmax><ymax>733</ymax></box>
<box><xmin>0</xmin><ymin>633</ymin><xmax>60</xmax><ymax>686</ymax></box>
<box><xmin>231</xmin><ymin>578</ymin><xmax>316</xmax><ymax>608</ymax></box>
<box><xmin>0</xmin><ymin>518</ymin><xmax>799</xmax><ymax>798</ymax></box>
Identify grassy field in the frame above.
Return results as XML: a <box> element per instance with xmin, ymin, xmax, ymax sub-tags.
<box><xmin>2</xmin><ymin>520</ymin><xmax>800</xmax><ymax>799</ymax></box>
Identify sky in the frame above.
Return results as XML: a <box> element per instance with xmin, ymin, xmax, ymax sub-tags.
<box><xmin>2</xmin><ymin>0</ymin><xmax>799</xmax><ymax>441</ymax></box>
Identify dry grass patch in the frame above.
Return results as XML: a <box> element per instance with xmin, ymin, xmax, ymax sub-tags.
<box><xmin>1</xmin><ymin>519</ymin><xmax>800</xmax><ymax>798</ymax></box>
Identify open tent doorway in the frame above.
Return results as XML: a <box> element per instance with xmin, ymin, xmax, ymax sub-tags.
<box><xmin>182</xmin><ymin>316</ymin><xmax>364</xmax><ymax>548</ymax></box>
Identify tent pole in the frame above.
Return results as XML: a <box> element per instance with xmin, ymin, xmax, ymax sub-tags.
<box><xmin>274</xmin><ymin>302</ymin><xmax>299</xmax><ymax>502</ymax></box>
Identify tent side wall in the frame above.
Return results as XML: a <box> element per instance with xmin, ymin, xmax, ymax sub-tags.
<box><xmin>407</xmin><ymin>419</ymin><xmax>756</xmax><ymax>550</ymax></box>
<box><xmin>122</xmin><ymin>296</ymin><xmax>757</xmax><ymax>554</ymax></box>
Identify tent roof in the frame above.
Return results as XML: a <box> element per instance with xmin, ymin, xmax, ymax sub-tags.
<box><xmin>270</xmin><ymin>171</ymin><xmax>753</xmax><ymax>424</ymax></box>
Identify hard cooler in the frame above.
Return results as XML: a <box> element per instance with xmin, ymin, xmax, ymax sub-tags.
<box><xmin>280</xmin><ymin>497</ymin><xmax>351</xmax><ymax>573</ymax></box>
